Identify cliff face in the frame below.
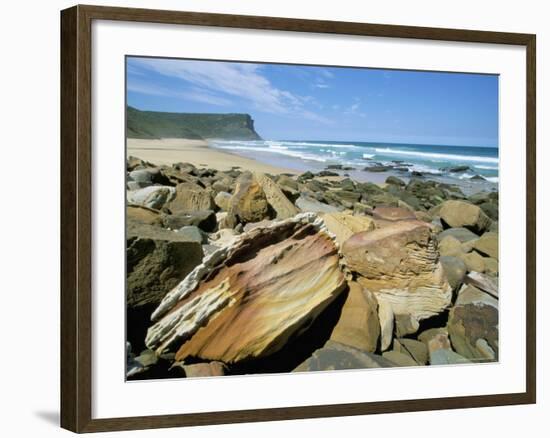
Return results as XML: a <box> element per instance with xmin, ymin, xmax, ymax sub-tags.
<box><xmin>127</xmin><ymin>106</ymin><xmax>262</xmax><ymax>141</ymax></box>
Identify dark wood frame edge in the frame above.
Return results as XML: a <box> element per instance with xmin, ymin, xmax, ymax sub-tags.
<box><xmin>60</xmin><ymin>4</ymin><xmax>537</xmax><ymax>433</ymax></box>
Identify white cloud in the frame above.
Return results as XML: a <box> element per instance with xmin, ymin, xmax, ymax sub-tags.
<box><xmin>300</xmin><ymin>109</ymin><xmax>333</xmax><ymax>125</ymax></box>
<box><xmin>343</xmin><ymin>101</ymin><xmax>366</xmax><ymax>118</ymax></box>
<box><xmin>344</xmin><ymin>102</ymin><xmax>360</xmax><ymax>114</ymax></box>
<box><xmin>130</xmin><ymin>58</ymin><xmax>330</xmax><ymax>125</ymax></box>
<box><xmin>181</xmin><ymin>89</ymin><xmax>232</xmax><ymax>106</ymax></box>
<box><xmin>127</xmin><ymin>80</ymin><xmax>169</xmax><ymax>96</ymax></box>
<box><xmin>127</xmin><ymin>64</ymin><xmax>147</xmax><ymax>77</ymax></box>
<box><xmin>314</xmin><ymin>83</ymin><xmax>329</xmax><ymax>89</ymax></box>
<box><xmin>127</xmin><ymin>79</ymin><xmax>231</xmax><ymax>106</ymax></box>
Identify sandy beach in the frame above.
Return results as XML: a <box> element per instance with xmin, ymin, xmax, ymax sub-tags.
<box><xmin>127</xmin><ymin>138</ymin><xmax>297</xmax><ymax>175</ymax></box>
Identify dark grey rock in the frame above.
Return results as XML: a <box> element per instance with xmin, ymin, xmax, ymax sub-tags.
<box><xmin>440</xmin><ymin>256</ymin><xmax>468</xmax><ymax>290</ymax></box>
<box><xmin>364</xmin><ymin>165</ymin><xmax>391</xmax><ymax>172</ymax></box>
<box><xmin>470</xmin><ymin>174</ymin><xmax>486</xmax><ymax>181</ymax></box>
<box><xmin>437</xmin><ymin>227</ymin><xmax>479</xmax><ymax>243</ymax></box>
<box><xmin>161</xmin><ymin>210</ymin><xmax>217</xmax><ymax>232</ymax></box>
<box><xmin>339</xmin><ymin>178</ymin><xmax>356</xmax><ymax>191</ymax></box>
<box><xmin>448</xmin><ymin>285</ymin><xmax>499</xmax><ymax>360</ymax></box>
<box><xmin>441</xmin><ymin>165</ymin><xmax>471</xmax><ymax>173</ymax></box>
<box><xmin>430</xmin><ymin>349</ymin><xmax>471</xmax><ymax>365</ymax></box>
<box><xmin>298</xmin><ymin>171</ymin><xmax>315</xmax><ymax>181</ymax></box>
<box><xmin>294</xmin><ymin>341</ymin><xmax>396</xmax><ymax>372</ymax></box>
<box><xmin>480</xmin><ymin>202</ymin><xmax>499</xmax><ymax>220</ymax></box>
<box><xmin>468</xmin><ymin>191</ymin><xmax>492</xmax><ymax>205</ymax></box>
<box><xmin>129</xmin><ymin>168</ymin><xmax>169</xmax><ymax>185</ymax></box>
<box><xmin>385</xmin><ymin>176</ymin><xmax>406</xmax><ymax>187</ymax></box>
<box><xmin>126</xmin><ymin>223</ymin><xmax>203</xmax><ymax>351</ymax></box>
<box><xmin>317</xmin><ymin>170</ymin><xmax>339</xmax><ymax>177</ymax></box>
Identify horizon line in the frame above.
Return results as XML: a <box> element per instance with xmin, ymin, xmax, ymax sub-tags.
<box><xmin>127</xmin><ymin>105</ymin><xmax>498</xmax><ymax>149</ymax></box>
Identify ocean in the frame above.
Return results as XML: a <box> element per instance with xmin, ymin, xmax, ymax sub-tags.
<box><xmin>210</xmin><ymin>139</ymin><xmax>499</xmax><ymax>191</ymax></box>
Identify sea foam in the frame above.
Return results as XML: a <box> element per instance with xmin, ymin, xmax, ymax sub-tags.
<box><xmin>374</xmin><ymin>147</ymin><xmax>498</xmax><ymax>164</ymax></box>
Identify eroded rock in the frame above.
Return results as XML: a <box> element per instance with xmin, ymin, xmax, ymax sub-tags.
<box><xmin>126</xmin><ymin>223</ymin><xmax>204</xmax><ymax>351</ymax></box>
<box><xmin>473</xmin><ymin>232</ymin><xmax>499</xmax><ymax>259</ymax></box>
<box><xmin>382</xmin><ymin>350</ymin><xmax>418</xmax><ymax>367</ymax></box>
<box><xmin>342</xmin><ymin>220</ymin><xmax>452</xmax><ymax>350</ymax></box>
<box><xmin>128</xmin><ymin>186</ymin><xmax>175</xmax><ymax>210</ymax></box>
<box><xmin>447</xmin><ymin>285</ymin><xmax>498</xmax><ymax>361</ymax></box>
<box><xmin>440</xmin><ymin>256</ymin><xmax>468</xmax><ymax>290</ymax></box>
<box><xmin>166</xmin><ymin>182</ymin><xmax>215</xmax><ymax>214</ymax></box>
<box><xmin>161</xmin><ymin>210</ymin><xmax>216</xmax><ymax>232</ymax></box>
<box><xmin>439</xmin><ymin>200</ymin><xmax>492</xmax><ymax>234</ymax></box>
<box><xmin>329</xmin><ymin>282</ymin><xmax>380</xmax><ymax>352</ymax></box>
<box><xmin>127</xmin><ymin>205</ymin><xmax>162</xmax><ymax>226</ymax></box>
<box><xmin>394</xmin><ymin>338</ymin><xmax>428</xmax><ymax>365</ymax></box>
<box><xmin>214</xmin><ymin>191</ymin><xmax>232</xmax><ymax>211</ymax></box>
<box><xmin>229</xmin><ymin>171</ymin><xmax>270</xmax><ymax>223</ymax></box>
<box><xmin>256</xmin><ymin>173</ymin><xmax>298</xmax><ymax>219</ymax></box>
<box><xmin>464</xmin><ymin>272</ymin><xmax>498</xmax><ymax>298</ymax></box>
<box><xmin>145</xmin><ymin>213</ymin><xmax>347</xmax><ymax>364</ymax></box>
<box><xmin>294</xmin><ymin>341</ymin><xmax>395</xmax><ymax>372</ymax></box>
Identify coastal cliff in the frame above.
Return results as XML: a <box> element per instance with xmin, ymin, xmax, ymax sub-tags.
<box><xmin>127</xmin><ymin>106</ymin><xmax>262</xmax><ymax>141</ymax></box>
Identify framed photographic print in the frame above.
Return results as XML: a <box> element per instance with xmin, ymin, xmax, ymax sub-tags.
<box><xmin>60</xmin><ymin>4</ymin><xmax>536</xmax><ymax>433</ymax></box>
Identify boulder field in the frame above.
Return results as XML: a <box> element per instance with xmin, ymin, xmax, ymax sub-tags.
<box><xmin>125</xmin><ymin>158</ymin><xmax>499</xmax><ymax>379</ymax></box>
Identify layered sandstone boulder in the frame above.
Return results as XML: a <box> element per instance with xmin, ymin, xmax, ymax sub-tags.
<box><xmin>145</xmin><ymin>213</ymin><xmax>347</xmax><ymax>364</ymax></box>
<box><xmin>342</xmin><ymin>221</ymin><xmax>452</xmax><ymax>350</ymax></box>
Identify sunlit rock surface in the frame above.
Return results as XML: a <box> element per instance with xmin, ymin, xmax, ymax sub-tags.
<box><xmin>145</xmin><ymin>213</ymin><xmax>347</xmax><ymax>364</ymax></box>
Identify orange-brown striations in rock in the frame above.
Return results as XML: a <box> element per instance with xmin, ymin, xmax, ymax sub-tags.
<box><xmin>145</xmin><ymin>214</ymin><xmax>346</xmax><ymax>364</ymax></box>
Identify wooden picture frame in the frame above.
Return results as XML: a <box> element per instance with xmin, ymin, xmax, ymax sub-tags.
<box><xmin>60</xmin><ymin>4</ymin><xmax>536</xmax><ymax>433</ymax></box>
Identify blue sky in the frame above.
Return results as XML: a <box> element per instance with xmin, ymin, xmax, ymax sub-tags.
<box><xmin>127</xmin><ymin>57</ymin><xmax>498</xmax><ymax>147</ymax></box>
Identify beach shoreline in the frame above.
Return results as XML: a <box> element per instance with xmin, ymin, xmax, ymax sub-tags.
<box><xmin>127</xmin><ymin>138</ymin><xmax>297</xmax><ymax>175</ymax></box>
<box><xmin>127</xmin><ymin>137</ymin><xmax>498</xmax><ymax>196</ymax></box>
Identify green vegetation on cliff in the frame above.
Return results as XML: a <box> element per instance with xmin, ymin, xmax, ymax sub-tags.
<box><xmin>127</xmin><ymin>106</ymin><xmax>262</xmax><ymax>140</ymax></box>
